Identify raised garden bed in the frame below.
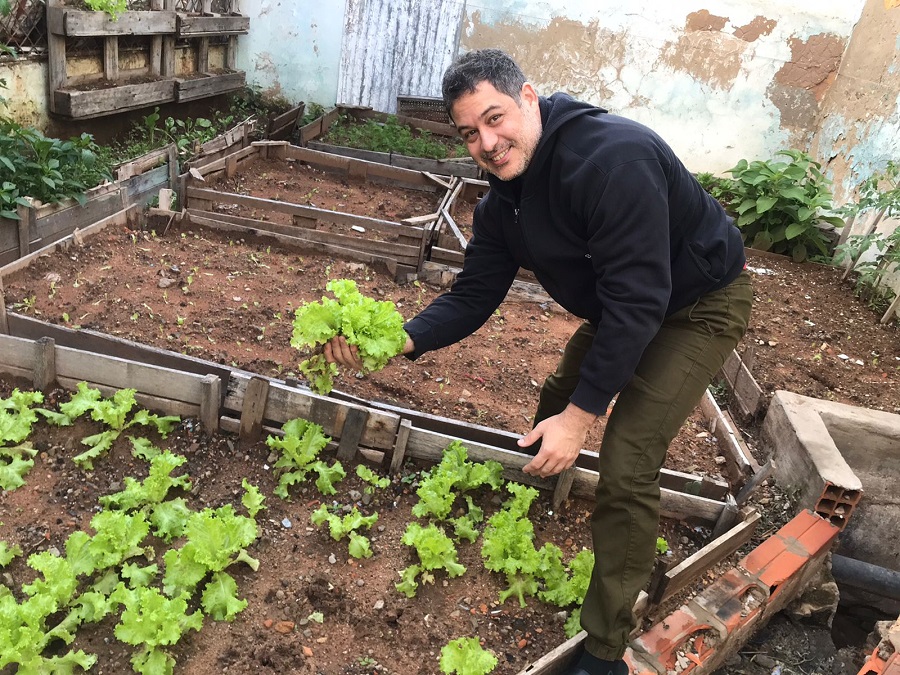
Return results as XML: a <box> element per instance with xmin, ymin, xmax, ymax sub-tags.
<box><xmin>299</xmin><ymin>106</ymin><xmax>481</xmax><ymax>180</ymax></box>
<box><xmin>0</xmin><ymin>144</ymin><xmax>177</xmax><ymax>266</ymax></box>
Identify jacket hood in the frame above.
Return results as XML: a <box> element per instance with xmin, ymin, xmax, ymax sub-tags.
<box><xmin>487</xmin><ymin>92</ymin><xmax>606</xmax><ymax>199</ymax></box>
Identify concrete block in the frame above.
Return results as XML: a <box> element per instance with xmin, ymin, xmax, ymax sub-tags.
<box><xmin>761</xmin><ymin>391</ymin><xmax>900</xmax><ymax>571</ymax></box>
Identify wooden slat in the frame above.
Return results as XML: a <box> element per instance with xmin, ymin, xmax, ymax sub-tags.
<box><xmin>0</xmin><ymin>333</ymin><xmax>38</xmax><ymax>370</ymax></box>
<box><xmin>721</xmin><ymin>350</ymin><xmax>763</xmax><ymax>419</ymax></box>
<box><xmin>336</xmin><ymin>407</ymin><xmax>368</xmax><ymax>462</ymax></box>
<box><xmin>176</xmin><ymin>13</ymin><xmax>249</xmax><ymax>35</ymax></box>
<box><xmin>55</xmin><ymin>80</ymin><xmax>176</xmax><ymax>119</ymax></box>
<box><xmin>185</xmin><ymin>187</ymin><xmax>427</xmax><ymax>238</ymax></box>
<box><xmin>188</xmin><ymin>144</ymin><xmax>258</xmax><ymax>175</ymax></box>
<box><xmin>224</xmin><ymin>373</ymin><xmax>399</xmax><ymax>451</ymax></box>
<box><xmin>404</xmin><ymin>426</ymin><xmax>724</xmax><ymax>523</ymax></box>
<box><xmin>391</xmin><ymin>155</ymin><xmax>480</xmax><ymax>179</ymax></box>
<box><xmin>329</xmin><ymin>389</ymin><xmax>729</xmax><ymax>499</ymax></box>
<box><xmin>188</xmin><ymin>209</ymin><xmax>420</xmax><ymax>265</ymax></box>
<box><xmin>55</xmin><ymin>345</ymin><xmax>206</xmax><ymax>404</ymax></box>
<box><xmin>59</xmin><ymin>9</ymin><xmax>177</xmax><ymax>36</ymax></box>
<box><xmin>56</xmin><ymin>376</ymin><xmax>199</xmax><ymax>418</ymax></box>
<box><xmin>103</xmin><ymin>36</ymin><xmax>119</xmax><ymax>81</ymax></box>
<box><xmin>33</xmin><ymin>337</ymin><xmax>56</xmax><ymax>391</ymax></box>
<box><xmin>122</xmin><ymin>164</ymin><xmax>170</xmax><ymax>206</ymax></box>
<box><xmin>284</xmin><ymin>145</ymin><xmax>434</xmax><ymax>189</ymax></box>
<box><xmin>239</xmin><ymin>376</ymin><xmax>269</xmax><ymax>443</ymax></box>
<box><xmin>653</xmin><ymin>508</ymin><xmax>761</xmax><ymax>604</ymax></box>
<box><xmin>200</xmin><ymin>374</ymin><xmax>222</xmax><ymax>435</ymax></box>
<box><xmin>32</xmin><ymin>190</ymin><xmax>125</xmax><ymax>243</ymax></box>
<box><xmin>175</xmin><ymin>71</ymin><xmax>245</xmax><ymax>103</ymax></box>
<box><xmin>0</xmin><ymin>277</ymin><xmax>7</xmax><ymax>334</ymax></box>
<box><xmin>184</xmin><ymin>212</ymin><xmax>409</xmax><ymax>278</ymax></box>
<box><xmin>387</xmin><ymin>418</ymin><xmax>412</xmax><ymax>473</ymax></box>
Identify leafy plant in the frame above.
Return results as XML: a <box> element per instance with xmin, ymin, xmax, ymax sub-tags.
<box><xmin>412</xmin><ymin>440</ymin><xmax>504</xmax><ymax>521</ymax></box>
<box><xmin>726</xmin><ymin>149</ymin><xmax>844</xmax><ymax>261</ymax></box>
<box><xmin>356</xmin><ymin>464</ymin><xmax>390</xmax><ymax>493</ymax></box>
<box><xmin>310</xmin><ymin>504</ymin><xmax>378</xmax><ymax>559</ymax></box>
<box><xmin>50</xmin><ymin>383</ymin><xmax>180</xmax><ymax>469</ymax></box>
<box><xmin>84</xmin><ymin>0</ymin><xmax>128</xmax><ymax>20</ymax></box>
<box><xmin>266</xmin><ymin>417</ymin><xmax>348</xmax><ymax>497</ymax></box>
<box><xmin>0</xmin><ymin>121</ymin><xmax>112</xmax><ymax>220</ymax></box>
<box><xmin>291</xmin><ymin>278</ymin><xmax>407</xmax><ymax>394</ymax></box>
<box><xmin>439</xmin><ymin>637</ymin><xmax>498</xmax><ymax>675</ymax></box>
<box><xmin>397</xmin><ymin>522</ymin><xmax>466</xmax><ymax>596</ymax></box>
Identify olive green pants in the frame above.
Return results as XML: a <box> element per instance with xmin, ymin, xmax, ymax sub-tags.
<box><xmin>533</xmin><ymin>271</ymin><xmax>752</xmax><ymax>660</ymax></box>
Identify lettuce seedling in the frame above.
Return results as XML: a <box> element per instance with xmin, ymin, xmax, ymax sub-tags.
<box><xmin>439</xmin><ymin>636</ymin><xmax>498</xmax><ymax>675</ymax></box>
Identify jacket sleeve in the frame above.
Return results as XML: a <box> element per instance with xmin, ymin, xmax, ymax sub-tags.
<box><xmin>403</xmin><ymin>196</ymin><xmax>520</xmax><ymax>359</ymax></box>
<box><xmin>569</xmin><ymin>158</ymin><xmax>673</xmax><ymax>415</ymax></box>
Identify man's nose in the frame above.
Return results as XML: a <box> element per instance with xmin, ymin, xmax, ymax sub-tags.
<box><xmin>479</xmin><ymin>127</ymin><xmax>499</xmax><ymax>152</ymax></box>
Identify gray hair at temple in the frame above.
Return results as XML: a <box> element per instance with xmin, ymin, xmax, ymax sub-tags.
<box><xmin>441</xmin><ymin>49</ymin><xmax>528</xmax><ymax>120</ymax></box>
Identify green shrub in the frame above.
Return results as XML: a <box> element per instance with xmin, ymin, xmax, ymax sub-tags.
<box><xmin>0</xmin><ymin>119</ymin><xmax>112</xmax><ymax>219</ymax></box>
<box><xmin>726</xmin><ymin>149</ymin><xmax>844</xmax><ymax>262</ymax></box>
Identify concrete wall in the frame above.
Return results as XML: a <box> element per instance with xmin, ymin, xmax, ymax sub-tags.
<box><xmin>0</xmin><ymin>59</ymin><xmax>50</xmax><ymax>129</ymax></box>
<box><xmin>458</xmin><ymin>0</ymin><xmax>866</xmax><ymax>175</ymax></box>
<box><xmin>234</xmin><ymin>0</ymin><xmax>346</xmax><ymax>106</ymax></box>
<box><xmin>809</xmin><ymin>0</ymin><xmax>900</xmax><ymax>202</ymax></box>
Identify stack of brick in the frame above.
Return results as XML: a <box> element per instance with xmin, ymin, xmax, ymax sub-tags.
<box><xmin>620</xmin><ymin>510</ymin><xmax>842</xmax><ymax>674</ymax></box>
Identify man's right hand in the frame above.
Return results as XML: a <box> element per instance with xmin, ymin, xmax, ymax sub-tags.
<box><xmin>323</xmin><ymin>335</ymin><xmax>415</xmax><ymax>371</ymax></box>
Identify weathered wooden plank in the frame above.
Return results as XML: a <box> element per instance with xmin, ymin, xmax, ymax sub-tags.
<box><xmin>347</xmin><ymin>108</ymin><xmax>458</xmax><ymax>137</ymax></box>
<box><xmin>56</xmin><ymin>8</ymin><xmax>177</xmax><ymax>36</ymax></box>
<box><xmin>700</xmin><ymin>389</ymin><xmax>759</xmax><ymax>482</ymax></box>
<box><xmin>56</xmin><ymin>375</ymin><xmax>199</xmax><ymax>418</ymax></box>
<box><xmin>186</xmin><ymin>187</ymin><xmax>428</xmax><ymax>237</ymax></box>
<box><xmin>55</xmin><ymin>346</ymin><xmax>206</xmax><ymax>404</ymax></box>
<box><xmin>175</xmin><ymin>71</ymin><xmax>245</xmax><ymax>102</ymax></box>
<box><xmin>329</xmin><ymin>389</ymin><xmax>728</xmax><ymax>498</ymax></box>
<box><xmin>184</xmin><ymin>212</ymin><xmax>408</xmax><ymax>278</ymax></box>
<box><xmin>188</xmin><ymin>209</ymin><xmax>420</xmax><ymax>265</ymax></box>
<box><xmin>121</xmin><ymin>164</ymin><xmax>170</xmax><ymax>206</ymax></box>
<box><xmin>200</xmin><ymin>374</ymin><xmax>222</xmax><ymax>435</ymax></box>
<box><xmin>239</xmin><ymin>376</ymin><xmax>269</xmax><ymax>443</ymax></box>
<box><xmin>392</xmin><ymin>155</ymin><xmax>480</xmax><ymax>179</ymax></box>
<box><xmin>176</xmin><ymin>13</ymin><xmax>249</xmax><ymax>36</ymax></box>
<box><xmin>33</xmin><ymin>337</ymin><xmax>57</xmax><ymax>391</ymax></box>
<box><xmin>225</xmin><ymin>373</ymin><xmax>399</xmax><ymax>450</ymax></box>
<box><xmin>653</xmin><ymin>508</ymin><xmax>761</xmax><ymax>604</ymax></box>
<box><xmin>55</xmin><ymin>80</ymin><xmax>176</xmax><ymax>119</ymax></box>
<box><xmin>0</xmin><ymin>334</ymin><xmax>36</xmax><ymax>371</ymax></box>
<box><xmin>268</xmin><ymin>103</ymin><xmax>305</xmax><ymax>140</ymax></box>
<box><xmin>403</xmin><ymin>425</ymin><xmax>724</xmax><ymax>523</ymax></box>
<box><xmin>103</xmin><ymin>36</ymin><xmax>119</xmax><ymax>80</ymax></box>
<box><xmin>32</xmin><ymin>190</ymin><xmax>125</xmax><ymax>244</ymax></box>
<box><xmin>307</xmin><ymin>141</ymin><xmax>387</xmax><ymax>165</ymax></box>
<box><xmin>283</xmin><ymin>145</ymin><xmax>434</xmax><ymax>189</ymax></box>
<box><xmin>187</xmin><ymin>145</ymin><xmax>258</xmax><ymax>175</ymax></box>
<box><xmin>0</xmin><ymin>277</ymin><xmax>7</xmax><ymax>334</ymax></box>
<box><xmin>552</xmin><ymin>467</ymin><xmax>576</xmax><ymax>510</ymax></box>
<box><xmin>721</xmin><ymin>350</ymin><xmax>763</xmax><ymax>419</ymax></box>
<box><xmin>336</xmin><ymin>407</ymin><xmax>368</xmax><ymax>462</ymax></box>
<box><xmin>387</xmin><ymin>418</ymin><xmax>412</xmax><ymax>474</ymax></box>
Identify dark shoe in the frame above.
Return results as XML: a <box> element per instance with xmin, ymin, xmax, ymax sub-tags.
<box><xmin>565</xmin><ymin>653</ymin><xmax>628</xmax><ymax>675</ymax></box>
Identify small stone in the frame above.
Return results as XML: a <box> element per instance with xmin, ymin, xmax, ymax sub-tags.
<box><xmin>373</xmin><ymin>599</ymin><xmax>385</xmax><ymax>610</ymax></box>
<box><xmin>348</xmin><ymin>490</ymin><xmax>363</xmax><ymax>502</ymax></box>
<box><xmin>282</xmin><ymin>518</ymin><xmax>292</xmax><ymax>529</ymax></box>
<box><xmin>328</xmin><ymin>553</ymin><xmax>337</xmax><ymax>564</ymax></box>
<box><xmin>302</xmin><ymin>646</ymin><xmax>314</xmax><ymax>657</ymax></box>
<box><xmin>753</xmin><ymin>655</ymin><xmax>777</xmax><ymax>668</ymax></box>
<box><xmin>275</xmin><ymin>590</ymin><xmax>285</xmax><ymax>600</ymax></box>
<box><xmin>356</xmin><ymin>579</ymin><xmax>365</xmax><ymax>587</ymax></box>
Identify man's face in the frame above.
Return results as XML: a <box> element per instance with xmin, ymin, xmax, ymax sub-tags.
<box><xmin>450</xmin><ymin>81</ymin><xmax>542</xmax><ymax>181</ymax></box>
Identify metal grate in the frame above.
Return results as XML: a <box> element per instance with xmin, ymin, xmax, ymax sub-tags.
<box><xmin>0</xmin><ymin>0</ymin><xmax>48</xmax><ymax>55</ymax></box>
<box><xmin>396</xmin><ymin>95</ymin><xmax>449</xmax><ymax>124</ymax></box>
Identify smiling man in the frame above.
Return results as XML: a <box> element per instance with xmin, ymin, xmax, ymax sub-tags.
<box><xmin>326</xmin><ymin>49</ymin><xmax>752</xmax><ymax>675</ymax></box>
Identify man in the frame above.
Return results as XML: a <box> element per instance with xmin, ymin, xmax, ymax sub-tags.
<box><xmin>326</xmin><ymin>49</ymin><xmax>751</xmax><ymax>675</ymax></box>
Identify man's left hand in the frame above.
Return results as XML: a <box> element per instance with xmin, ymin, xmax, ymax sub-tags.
<box><xmin>519</xmin><ymin>404</ymin><xmax>597</xmax><ymax>478</ymax></box>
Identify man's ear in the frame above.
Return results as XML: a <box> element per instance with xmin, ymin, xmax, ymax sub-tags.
<box><xmin>520</xmin><ymin>82</ymin><xmax>539</xmax><ymax>107</ymax></box>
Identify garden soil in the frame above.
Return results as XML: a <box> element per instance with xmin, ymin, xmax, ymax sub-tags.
<box><xmin>2</xmin><ymin>161</ymin><xmax>899</xmax><ymax>675</ymax></box>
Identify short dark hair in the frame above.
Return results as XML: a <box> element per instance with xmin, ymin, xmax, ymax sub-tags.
<box><xmin>442</xmin><ymin>49</ymin><xmax>527</xmax><ymax>118</ymax></box>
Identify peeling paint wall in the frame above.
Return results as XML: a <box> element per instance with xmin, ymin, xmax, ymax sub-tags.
<box><xmin>0</xmin><ymin>60</ymin><xmax>49</xmax><ymax>129</ymax></box>
<box><xmin>458</xmin><ymin>1</ymin><xmax>866</xmax><ymax>174</ymax></box>
<box><xmin>235</xmin><ymin>0</ymin><xmax>346</xmax><ymax>105</ymax></box>
<box><xmin>809</xmin><ymin>0</ymin><xmax>900</xmax><ymax>203</ymax></box>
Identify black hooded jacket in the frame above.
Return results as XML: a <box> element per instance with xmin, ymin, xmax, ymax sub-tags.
<box><xmin>403</xmin><ymin>93</ymin><xmax>746</xmax><ymax>416</ymax></box>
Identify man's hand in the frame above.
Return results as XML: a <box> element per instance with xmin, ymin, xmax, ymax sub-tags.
<box><xmin>324</xmin><ymin>335</ymin><xmax>416</xmax><ymax>371</ymax></box>
<box><xmin>519</xmin><ymin>404</ymin><xmax>597</xmax><ymax>478</ymax></box>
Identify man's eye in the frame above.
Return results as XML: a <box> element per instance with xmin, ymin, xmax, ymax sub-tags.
<box><xmin>489</xmin><ymin>114</ymin><xmax>502</xmax><ymax>123</ymax></box>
